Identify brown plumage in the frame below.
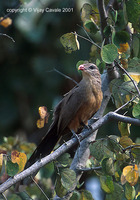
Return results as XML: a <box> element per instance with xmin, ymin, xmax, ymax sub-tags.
<box><xmin>25</xmin><ymin>63</ymin><xmax>103</xmax><ymax>168</ymax></box>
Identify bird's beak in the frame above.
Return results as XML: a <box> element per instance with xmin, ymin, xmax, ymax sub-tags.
<box><xmin>78</xmin><ymin>65</ymin><xmax>85</xmax><ymax>71</ymax></box>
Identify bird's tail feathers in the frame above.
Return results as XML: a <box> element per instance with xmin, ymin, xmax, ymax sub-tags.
<box><xmin>25</xmin><ymin>125</ymin><xmax>59</xmax><ymax>169</ymax></box>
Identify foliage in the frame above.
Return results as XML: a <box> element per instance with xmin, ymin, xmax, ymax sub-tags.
<box><xmin>0</xmin><ymin>0</ymin><xmax>140</xmax><ymax>199</ymax></box>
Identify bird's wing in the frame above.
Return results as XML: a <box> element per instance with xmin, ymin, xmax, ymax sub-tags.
<box><xmin>54</xmin><ymin>83</ymin><xmax>84</xmax><ymax>134</ymax></box>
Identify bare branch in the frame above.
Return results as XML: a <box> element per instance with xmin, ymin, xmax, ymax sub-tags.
<box><xmin>97</xmin><ymin>0</ymin><xmax>108</xmax><ymax>42</ymax></box>
<box><xmin>46</xmin><ymin>68</ymin><xmax>78</xmax><ymax>85</ymax></box>
<box><xmin>0</xmin><ymin>112</ymin><xmax>139</xmax><ymax>193</ymax></box>
<box><xmin>54</xmin><ymin>68</ymin><xmax>78</xmax><ymax>85</ymax></box>
<box><xmin>114</xmin><ymin>95</ymin><xmax>138</xmax><ymax>113</ymax></box>
<box><xmin>0</xmin><ymin>33</ymin><xmax>15</xmax><ymax>43</ymax></box>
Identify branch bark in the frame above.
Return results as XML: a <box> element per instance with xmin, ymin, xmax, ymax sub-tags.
<box><xmin>0</xmin><ymin>110</ymin><xmax>139</xmax><ymax>194</ymax></box>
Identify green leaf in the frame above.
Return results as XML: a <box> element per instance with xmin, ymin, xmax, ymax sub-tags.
<box><xmin>128</xmin><ymin>57</ymin><xmax>140</xmax><ymax>73</ymax></box>
<box><xmin>7</xmin><ymin>194</ymin><xmax>22</xmax><ymax>200</ymax></box>
<box><xmin>6</xmin><ymin>160</ymin><xmax>19</xmax><ymax>176</ymax></box>
<box><xmin>102</xmin><ymin>158</ymin><xmax>115</xmax><ymax>176</ymax></box>
<box><xmin>60</xmin><ymin>168</ymin><xmax>76</xmax><ymax>190</ymax></box>
<box><xmin>80</xmin><ymin>190</ymin><xmax>94</xmax><ymax>200</ymax></box>
<box><xmin>17</xmin><ymin>192</ymin><xmax>32</xmax><ymax>200</ymax></box>
<box><xmin>115</xmin><ymin>10</ymin><xmax>127</xmax><ymax>31</ymax></box>
<box><xmin>118</xmin><ymin>121</ymin><xmax>131</xmax><ymax>137</ymax></box>
<box><xmin>70</xmin><ymin>191</ymin><xmax>81</xmax><ymax>200</ymax></box>
<box><xmin>107</xmin><ymin>135</ymin><xmax>122</xmax><ymax>153</ymax></box>
<box><xmin>60</xmin><ymin>33</ymin><xmax>80</xmax><ymax>54</ymax></box>
<box><xmin>126</xmin><ymin>0</ymin><xmax>140</xmax><ymax>31</ymax></box>
<box><xmin>81</xmin><ymin>3</ymin><xmax>93</xmax><ymax>23</ymax></box>
<box><xmin>132</xmin><ymin>147</ymin><xmax>140</xmax><ymax>161</ymax></box>
<box><xmin>101</xmin><ymin>44</ymin><xmax>118</xmax><ymax>64</ymax></box>
<box><xmin>55</xmin><ymin>176</ymin><xmax>67</xmax><ymax>198</ymax></box>
<box><xmin>132</xmin><ymin>101</ymin><xmax>140</xmax><ymax>119</ymax></box>
<box><xmin>112</xmin><ymin>31</ymin><xmax>130</xmax><ymax>48</ymax></box>
<box><xmin>105</xmin><ymin>182</ymin><xmax>124</xmax><ymax>200</ymax></box>
<box><xmin>84</xmin><ymin>20</ymin><xmax>99</xmax><ymax>34</ymax></box>
<box><xmin>125</xmin><ymin>182</ymin><xmax>136</xmax><ymax>200</ymax></box>
<box><xmin>42</xmin><ymin>162</ymin><xmax>54</xmax><ymax>179</ymax></box>
<box><xmin>132</xmin><ymin>34</ymin><xmax>140</xmax><ymax>58</ymax></box>
<box><xmin>90</xmin><ymin>140</ymin><xmax>112</xmax><ymax>161</ymax></box>
<box><xmin>110</xmin><ymin>78</ymin><xmax>137</xmax><ymax>108</ymax></box>
<box><xmin>100</xmin><ymin>176</ymin><xmax>114</xmax><ymax>193</ymax></box>
<box><xmin>57</xmin><ymin>153</ymin><xmax>71</xmax><ymax>167</ymax></box>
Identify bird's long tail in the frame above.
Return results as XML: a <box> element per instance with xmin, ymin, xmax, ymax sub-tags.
<box><xmin>25</xmin><ymin>125</ymin><xmax>59</xmax><ymax>169</ymax></box>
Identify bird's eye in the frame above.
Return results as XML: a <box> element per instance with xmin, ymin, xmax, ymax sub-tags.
<box><xmin>89</xmin><ymin>65</ymin><xmax>96</xmax><ymax>70</ymax></box>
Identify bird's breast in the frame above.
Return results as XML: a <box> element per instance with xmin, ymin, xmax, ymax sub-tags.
<box><xmin>68</xmin><ymin>86</ymin><xmax>102</xmax><ymax>132</ymax></box>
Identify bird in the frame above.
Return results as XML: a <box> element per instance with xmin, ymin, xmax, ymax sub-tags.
<box><xmin>25</xmin><ymin>62</ymin><xmax>103</xmax><ymax>169</ymax></box>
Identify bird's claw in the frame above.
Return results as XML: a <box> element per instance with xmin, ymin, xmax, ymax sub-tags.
<box><xmin>71</xmin><ymin>130</ymin><xmax>80</xmax><ymax>146</ymax></box>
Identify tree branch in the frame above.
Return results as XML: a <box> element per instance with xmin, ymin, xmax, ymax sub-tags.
<box><xmin>0</xmin><ymin>111</ymin><xmax>139</xmax><ymax>193</ymax></box>
<box><xmin>97</xmin><ymin>0</ymin><xmax>108</xmax><ymax>42</ymax></box>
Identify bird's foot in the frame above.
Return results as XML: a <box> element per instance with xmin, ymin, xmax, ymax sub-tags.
<box><xmin>81</xmin><ymin>122</ymin><xmax>93</xmax><ymax>130</ymax></box>
<box><xmin>71</xmin><ymin>130</ymin><xmax>80</xmax><ymax>146</ymax></box>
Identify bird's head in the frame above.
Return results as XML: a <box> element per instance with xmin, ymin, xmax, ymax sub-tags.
<box><xmin>78</xmin><ymin>63</ymin><xmax>100</xmax><ymax>78</ymax></box>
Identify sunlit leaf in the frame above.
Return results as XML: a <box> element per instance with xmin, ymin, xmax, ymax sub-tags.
<box><xmin>0</xmin><ymin>154</ymin><xmax>3</xmax><ymax>173</ymax></box>
<box><xmin>11</xmin><ymin>150</ymin><xmax>27</xmax><ymax>173</ymax></box>
<box><xmin>118</xmin><ymin>122</ymin><xmax>131</xmax><ymax>137</ymax></box>
<box><xmin>37</xmin><ymin>106</ymin><xmax>50</xmax><ymax>128</ymax></box>
<box><xmin>118</xmin><ymin>43</ymin><xmax>130</xmax><ymax>54</ymax></box>
<box><xmin>60</xmin><ymin>33</ymin><xmax>80</xmax><ymax>54</ymax></box>
<box><xmin>0</xmin><ymin>17</ymin><xmax>12</xmax><ymax>28</ymax></box>
<box><xmin>119</xmin><ymin>136</ymin><xmax>133</xmax><ymax>148</ymax></box>
<box><xmin>122</xmin><ymin>165</ymin><xmax>139</xmax><ymax>186</ymax></box>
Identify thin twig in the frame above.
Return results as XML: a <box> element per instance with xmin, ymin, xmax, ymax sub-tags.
<box><xmin>76</xmin><ymin>166</ymin><xmax>102</xmax><ymax>171</ymax></box>
<box><xmin>114</xmin><ymin>95</ymin><xmax>138</xmax><ymax>113</ymax></box>
<box><xmin>0</xmin><ymin>3</ymin><xmax>21</xmax><ymax>23</ymax></box>
<box><xmin>77</xmin><ymin>24</ymin><xmax>99</xmax><ymax>47</ymax></box>
<box><xmin>54</xmin><ymin>68</ymin><xmax>78</xmax><ymax>85</ymax></box>
<box><xmin>31</xmin><ymin>176</ymin><xmax>49</xmax><ymax>200</ymax></box>
<box><xmin>0</xmin><ymin>33</ymin><xmax>15</xmax><ymax>42</ymax></box>
<box><xmin>115</xmin><ymin>60</ymin><xmax>140</xmax><ymax>97</ymax></box>
<box><xmin>1</xmin><ymin>193</ymin><xmax>7</xmax><ymax>200</ymax></box>
<box><xmin>46</xmin><ymin>68</ymin><xmax>78</xmax><ymax>85</ymax></box>
<box><xmin>71</xmin><ymin>32</ymin><xmax>101</xmax><ymax>49</ymax></box>
<box><xmin>123</xmin><ymin>144</ymin><xmax>140</xmax><ymax>152</ymax></box>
